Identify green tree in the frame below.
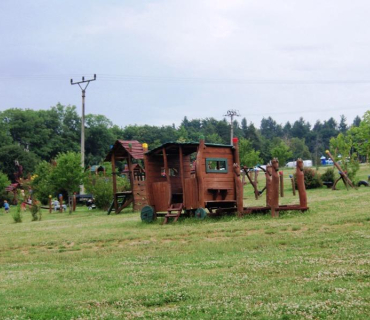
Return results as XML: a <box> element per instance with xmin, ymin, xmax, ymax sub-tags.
<box><xmin>0</xmin><ymin>145</ymin><xmax>39</xmax><ymax>182</ymax></box>
<box><xmin>245</xmin><ymin>122</ymin><xmax>261</xmax><ymax>150</ymax></box>
<box><xmin>50</xmin><ymin>152</ymin><xmax>84</xmax><ymax>213</ymax></box>
<box><xmin>260</xmin><ymin>117</ymin><xmax>283</xmax><ymax>139</ymax></box>
<box><xmin>31</xmin><ymin>161</ymin><xmax>54</xmax><ymax>204</ymax></box>
<box><xmin>352</xmin><ymin>115</ymin><xmax>361</xmax><ymax>127</ymax></box>
<box><xmin>0</xmin><ymin>171</ymin><xmax>11</xmax><ymax>202</ymax></box>
<box><xmin>338</xmin><ymin>115</ymin><xmax>348</xmax><ymax>134</ymax></box>
<box><xmin>289</xmin><ymin>138</ymin><xmax>311</xmax><ymax>160</ymax></box>
<box><xmin>84</xmin><ymin>162</ymin><xmax>130</xmax><ymax>210</ymax></box>
<box><xmin>239</xmin><ymin>138</ymin><xmax>262</xmax><ymax>167</ymax></box>
<box><xmin>271</xmin><ymin>140</ymin><xmax>293</xmax><ymax>166</ymax></box>
<box><xmin>85</xmin><ymin>114</ymin><xmax>116</xmax><ymax>166</ymax></box>
<box><xmin>291</xmin><ymin>117</ymin><xmax>311</xmax><ymax>140</ymax></box>
<box><xmin>330</xmin><ymin>133</ymin><xmax>359</xmax><ymax>181</ymax></box>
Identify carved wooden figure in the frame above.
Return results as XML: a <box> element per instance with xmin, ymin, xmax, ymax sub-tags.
<box><xmin>296</xmin><ymin>159</ymin><xmax>307</xmax><ymax>209</ymax></box>
<box><xmin>271</xmin><ymin>158</ymin><xmax>280</xmax><ymax>217</ymax></box>
<box><xmin>265</xmin><ymin>165</ymin><xmax>273</xmax><ymax>207</ymax></box>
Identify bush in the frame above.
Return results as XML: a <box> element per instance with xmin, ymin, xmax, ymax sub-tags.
<box><xmin>84</xmin><ymin>174</ymin><xmax>130</xmax><ymax>211</ymax></box>
<box><xmin>294</xmin><ymin>167</ymin><xmax>323</xmax><ymax>189</ymax></box>
<box><xmin>344</xmin><ymin>158</ymin><xmax>360</xmax><ymax>183</ymax></box>
<box><xmin>29</xmin><ymin>201</ymin><xmax>42</xmax><ymax>221</ymax></box>
<box><xmin>321</xmin><ymin>168</ymin><xmax>336</xmax><ymax>183</ymax></box>
<box><xmin>11</xmin><ymin>203</ymin><xmax>22</xmax><ymax>223</ymax></box>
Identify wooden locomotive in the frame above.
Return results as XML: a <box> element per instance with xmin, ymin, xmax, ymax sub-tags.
<box><xmin>141</xmin><ymin>136</ymin><xmax>244</xmax><ymax>223</ymax></box>
<box><xmin>106</xmin><ymin>137</ymin><xmax>309</xmax><ymax>223</ymax></box>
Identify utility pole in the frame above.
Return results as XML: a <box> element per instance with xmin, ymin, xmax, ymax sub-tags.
<box><xmin>71</xmin><ymin>74</ymin><xmax>96</xmax><ymax>194</ymax></box>
<box><xmin>225</xmin><ymin>109</ymin><xmax>240</xmax><ymax>144</ymax></box>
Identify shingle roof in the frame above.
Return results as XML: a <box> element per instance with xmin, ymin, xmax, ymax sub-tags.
<box><xmin>105</xmin><ymin>140</ymin><xmax>144</xmax><ymax>161</ymax></box>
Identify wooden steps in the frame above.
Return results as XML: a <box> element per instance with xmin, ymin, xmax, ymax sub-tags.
<box><xmin>163</xmin><ymin>203</ymin><xmax>183</xmax><ymax>224</ymax></box>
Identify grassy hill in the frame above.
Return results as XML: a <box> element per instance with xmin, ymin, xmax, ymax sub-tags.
<box><xmin>1</xmin><ymin>165</ymin><xmax>370</xmax><ymax>319</ymax></box>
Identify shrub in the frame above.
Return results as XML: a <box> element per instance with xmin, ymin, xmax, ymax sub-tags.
<box><xmin>29</xmin><ymin>201</ymin><xmax>42</xmax><ymax>221</ymax></box>
<box><xmin>344</xmin><ymin>158</ymin><xmax>360</xmax><ymax>183</ymax></box>
<box><xmin>294</xmin><ymin>167</ymin><xmax>323</xmax><ymax>189</ymax></box>
<box><xmin>11</xmin><ymin>203</ymin><xmax>22</xmax><ymax>223</ymax></box>
<box><xmin>321</xmin><ymin>167</ymin><xmax>336</xmax><ymax>183</ymax></box>
<box><xmin>84</xmin><ymin>174</ymin><xmax>130</xmax><ymax>211</ymax></box>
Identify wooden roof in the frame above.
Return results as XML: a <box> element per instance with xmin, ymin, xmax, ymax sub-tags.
<box><xmin>105</xmin><ymin>140</ymin><xmax>144</xmax><ymax>162</ymax></box>
<box><xmin>146</xmin><ymin>141</ymin><xmax>232</xmax><ymax>157</ymax></box>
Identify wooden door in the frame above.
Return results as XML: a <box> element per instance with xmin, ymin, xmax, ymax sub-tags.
<box><xmin>152</xmin><ymin>181</ymin><xmax>170</xmax><ymax>212</ymax></box>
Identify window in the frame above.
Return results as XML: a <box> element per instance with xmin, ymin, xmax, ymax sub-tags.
<box><xmin>206</xmin><ymin>158</ymin><xmax>228</xmax><ymax>173</ymax></box>
<box><xmin>161</xmin><ymin>167</ymin><xmax>178</xmax><ymax>177</ymax></box>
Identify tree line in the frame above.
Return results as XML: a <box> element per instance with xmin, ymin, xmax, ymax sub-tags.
<box><xmin>0</xmin><ymin>102</ymin><xmax>368</xmax><ymax>182</ymax></box>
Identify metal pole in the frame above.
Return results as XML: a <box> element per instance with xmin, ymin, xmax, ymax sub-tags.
<box><xmin>230</xmin><ymin>113</ymin><xmax>234</xmax><ymax>145</ymax></box>
<box><xmin>71</xmin><ymin>74</ymin><xmax>96</xmax><ymax>194</ymax></box>
<box><xmin>224</xmin><ymin>110</ymin><xmax>240</xmax><ymax>145</ymax></box>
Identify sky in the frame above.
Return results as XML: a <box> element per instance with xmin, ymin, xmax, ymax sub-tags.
<box><xmin>1</xmin><ymin>0</ymin><xmax>370</xmax><ymax>129</ymax></box>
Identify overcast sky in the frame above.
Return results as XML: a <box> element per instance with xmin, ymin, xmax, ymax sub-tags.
<box><xmin>1</xmin><ymin>0</ymin><xmax>370</xmax><ymax>129</ymax></box>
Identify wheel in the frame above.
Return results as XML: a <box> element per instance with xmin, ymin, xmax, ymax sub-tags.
<box><xmin>195</xmin><ymin>207</ymin><xmax>207</xmax><ymax>220</ymax></box>
<box><xmin>357</xmin><ymin>180</ymin><xmax>369</xmax><ymax>187</ymax></box>
<box><xmin>141</xmin><ymin>205</ymin><xmax>155</xmax><ymax>222</ymax></box>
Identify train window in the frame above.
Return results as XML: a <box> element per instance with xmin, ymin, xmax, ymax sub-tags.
<box><xmin>160</xmin><ymin>167</ymin><xmax>178</xmax><ymax>176</ymax></box>
<box><xmin>206</xmin><ymin>158</ymin><xmax>228</xmax><ymax>173</ymax></box>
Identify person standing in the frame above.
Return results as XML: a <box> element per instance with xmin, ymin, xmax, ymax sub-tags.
<box><xmin>4</xmin><ymin>200</ymin><xmax>9</xmax><ymax>213</ymax></box>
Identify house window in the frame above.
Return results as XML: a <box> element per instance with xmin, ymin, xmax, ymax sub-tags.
<box><xmin>206</xmin><ymin>158</ymin><xmax>228</xmax><ymax>173</ymax></box>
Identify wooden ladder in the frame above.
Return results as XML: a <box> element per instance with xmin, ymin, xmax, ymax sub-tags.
<box><xmin>163</xmin><ymin>203</ymin><xmax>183</xmax><ymax>224</ymax></box>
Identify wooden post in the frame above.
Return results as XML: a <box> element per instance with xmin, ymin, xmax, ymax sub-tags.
<box><xmin>179</xmin><ymin>146</ymin><xmax>186</xmax><ymax>206</ymax></box>
<box><xmin>265</xmin><ymin>165</ymin><xmax>273</xmax><ymax>207</ymax></box>
<box><xmin>279</xmin><ymin>171</ymin><xmax>284</xmax><ymax>197</ymax></box>
<box><xmin>254</xmin><ymin>169</ymin><xmax>259</xmax><ymax>200</ymax></box>
<box><xmin>196</xmin><ymin>137</ymin><xmax>205</xmax><ymax>208</ymax></box>
<box><xmin>73</xmin><ymin>193</ymin><xmax>77</xmax><ymax>212</ymax></box>
<box><xmin>127</xmin><ymin>155</ymin><xmax>135</xmax><ymax>188</ymax></box>
<box><xmin>59</xmin><ymin>194</ymin><xmax>63</xmax><ymax>213</ymax></box>
<box><xmin>127</xmin><ymin>155</ymin><xmax>136</xmax><ymax>210</ymax></box>
<box><xmin>232</xmin><ymin>137</ymin><xmax>243</xmax><ymax>215</ymax></box>
<box><xmin>325</xmin><ymin>150</ymin><xmax>355</xmax><ymax>188</ymax></box>
<box><xmin>162</xmin><ymin>147</ymin><xmax>172</xmax><ymax>207</ymax></box>
<box><xmin>111</xmin><ymin>153</ymin><xmax>118</xmax><ymax>212</ymax></box>
<box><xmin>290</xmin><ymin>174</ymin><xmax>296</xmax><ymax>196</ymax></box>
<box><xmin>241</xmin><ymin>167</ymin><xmax>247</xmax><ymax>185</ymax></box>
<box><xmin>296</xmin><ymin>159</ymin><xmax>307</xmax><ymax>209</ymax></box>
<box><xmin>49</xmin><ymin>195</ymin><xmax>52</xmax><ymax>214</ymax></box>
<box><xmin>271</xmin><ymin>159</ymin><xmax>280</xmax><ymax>218</ymax></box>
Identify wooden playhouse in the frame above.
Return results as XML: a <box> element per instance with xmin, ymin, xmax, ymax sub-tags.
<box><xmin>105</xmin><ymin>140</ymin><xmax>147</xmax><ymax>214</ymax></box>
<box><xmin>141</xmin><ymin>137</ymin><xmax>243</xmax><ymax>223</ymax></box>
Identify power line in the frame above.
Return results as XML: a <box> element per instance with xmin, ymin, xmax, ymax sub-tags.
<box><xmin>1</xmin><ymin>73</ymin><xmax>370</xmax><ymax>85</ymax></box>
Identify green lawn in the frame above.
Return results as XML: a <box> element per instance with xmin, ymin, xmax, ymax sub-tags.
<box><xmin>1</xmin><ymin>165</ymin><xmax>370</xmax><ymax>319</ymax></box>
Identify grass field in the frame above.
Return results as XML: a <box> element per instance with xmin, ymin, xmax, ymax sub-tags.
<box><xmin>1</xmin><ymin>165</ymin><xmax>370</xmax><ymax>319</ymax></box>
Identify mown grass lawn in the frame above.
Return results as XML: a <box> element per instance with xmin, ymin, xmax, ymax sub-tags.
<box><xmin>1</xmin><ymin>165</ymin><xmax>370</xmax><ymax>319</ymax></box>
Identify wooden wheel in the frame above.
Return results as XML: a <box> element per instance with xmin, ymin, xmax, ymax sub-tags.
<box><xmin>141</xmin><ymin>205</ymin><xmax>155</xmax><ymax>222</ymax></box>
<box><xmin>195</xmin><ymin>207</ymin><xmax>207</xmax><ymax>220</ymax></box>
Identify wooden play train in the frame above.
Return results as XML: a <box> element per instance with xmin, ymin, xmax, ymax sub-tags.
<box><xmin>105</xmin><ymin>137</ymin><xmax>308</xmax><ymax>223</ymax></box>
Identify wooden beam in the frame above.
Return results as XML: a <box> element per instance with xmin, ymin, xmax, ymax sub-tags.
<box><xmin>111</xmin><ymin>152</ymin><xmax>118</xmax><ymax>212</ymax></box>
<box><xmin>232</xmin><ymin>138</ymin><xmax>243</xmax><ymax>215</ymax></box>
<box><xmin>162</xmin><ymin>147</ymin><xmax>172</xmax><ymax>207</ymax></box>
<box><xmin>196</xmin><ymin>138</ymin><xmax>205</xmax><ymax>208</ymax></box>
<box><xmin>179</xmin><ymin>145</ymin><xmax>186</xmax><ymax>206</ymax></box>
